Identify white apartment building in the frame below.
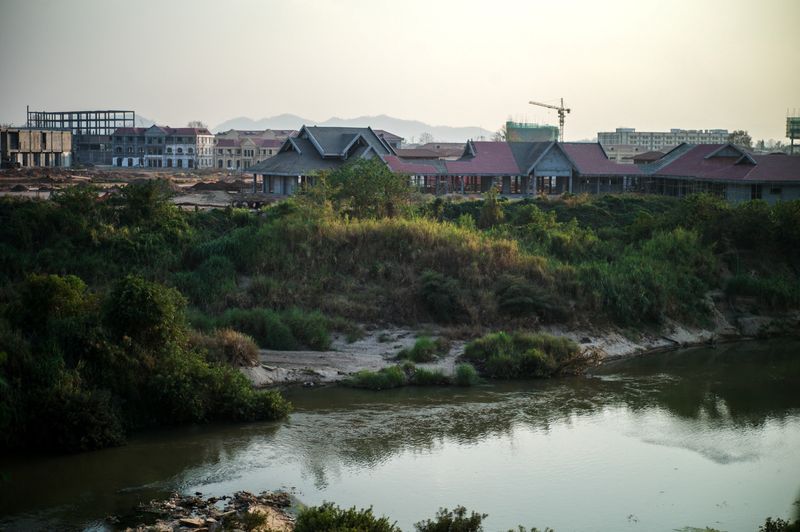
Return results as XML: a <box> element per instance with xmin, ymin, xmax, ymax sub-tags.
<box><xmin>598</xmin><ymin>127</ymin><xmax>730</xmax><ymax>152</ymax></box>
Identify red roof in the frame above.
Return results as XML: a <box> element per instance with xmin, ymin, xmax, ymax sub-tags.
<box><xmin>445</xmin><ymin>141</ymin><xmax>520</xmax><ymax>175</ymax></box>
<box><xmin>560</xmin><ymin>143</ymin><xmax>641</xmax><ymax>175</ymax></box>
<box><xmin>654</xmin><ymin>144</ymin><xmax>800</xmax><ymax>182</ymax></box>
<box><xmin>216</xmin><ymin>138</ymin><xmax>237</xmax><ymax>147</ymax></box>
<box><xmin>253</xmin><ymin>138</ymin><xmax>283</xmax><ymax>148</ymax></box>
<box><xmin>383</xmin><ymin>155</ymin><xmax>440</xmax><ymax>175</ymax></box>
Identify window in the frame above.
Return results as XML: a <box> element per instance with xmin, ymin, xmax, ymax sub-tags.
<box><xmin>41</xmin><ymin>132</ymin><xmax>47</xmax><ymax>149</ymax></box>
<box><xmin>751</xmin><ymin>184</ymin><xmax>762</xmax><ymax>200</ymax></box>
<box><xmin>177</xmin><ymin>147</ymin><xmax>183</xmax><ymax>154</ymax></box>
<box><xmin>227</xmin><ymin>160</ymin><xmax>232</xmax><ymax>167</ymax></box>
<box><xmin>218</xmin><ymin>149</ymin><xmax>223</xmax><ymax>155</ymax></box>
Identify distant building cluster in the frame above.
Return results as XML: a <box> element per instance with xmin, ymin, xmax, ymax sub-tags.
<box><xmin>4</xmin><ymin>105</ymin><xmax>799</xmax><ymax>205</ymax></box>
<box><xmin>599</xmin><ymin>127</ymin><xmax>730</xmax><ymax>163</ymax></box>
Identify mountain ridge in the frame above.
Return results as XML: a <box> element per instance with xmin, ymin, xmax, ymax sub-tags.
<box><xmin>212</xmin><ymin>114</ymin><xmax>495</xmax><ymax>143</ymax></box>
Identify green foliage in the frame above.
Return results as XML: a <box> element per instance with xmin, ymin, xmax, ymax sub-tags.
<box><xmin>397</xmin><ymin>336</ymin><xmax>450</xmax><ymax>363</ymax></box>
<box><xmin>463</xmin><ymin>332</ymin><xmax>586</xmax><ymax>379</ymax></box>
<box><xmin>494</xmin><ymin>274</ymin><xmax>568</xmax><ymax>321</ymax></box>
<box><xmin>478</xmin><ymin>188</ymin><xmax>505</xmax><ymax>229</ymax></box>
<box><xmin>454</xmin><ymin>363</ymin><xmax>479</xmax><ymax>386</ymax></box>
<box><xmin>0</xmin><ymin>274</ymin><xmax>291</xmax><ymax>453</ymax></box>
<box><xmin>281</xmin><ymin>307</ymin><xmax>332</xmax><ymax>350</ymax></box>
<box><xmin>295</xmin><ymin>502</ymin><xmax>400</xmax><ymax>532</ymax></box>
<box><xmin>308</xmin><ymin>158</ymin><xmax>412</xmax><ymax>219</ymax></box>
<box><xmin>725</xmin><ymin>275</ymin><xmax>800</xmax><ymax>309</ymax></box>
<box><xmin>414</xmin><ymin>506</ymin><xmax>487</xmax><ymax>532</ymax></box>
<box><xmin>419</xmin><ymin>270</ymin><xmax>464</xmax><ymax>323</ymax></box>
<box><xmin>189</xmin><ymin>328</ymin><xmax>260</xmax><ymax>367</ymax></box>
<box><xmin>410</xmin><ymin>367</ymin><xmax>450</xmax><ymax>386</ymax></box>
<box><xmin>345</xmin><ymin>366</ymin><xmax>407</xmax><ymax>390</ymax></box>
<box><xmin>217</xmin><ymin>308</ymin><xmax>297</xmax><ymax>350</ymax></box>
<box><xmin>759</xmin><ymin>516</ymin><xmax>800</xmax><ymax>532</ymax></box>
<box><xmin>173</xmin><ymin>255</ymin><xmax>237</xmax><ymax>308</ymax></box>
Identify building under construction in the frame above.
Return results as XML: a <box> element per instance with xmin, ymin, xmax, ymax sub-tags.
<box><xmin>505</xmin><ymin>121</ymin><xmax>559</xmax><ymax>142</ymax></box>
<box><xmin>26</xmin><ymin>107</ymin><xmax>135</xmax><ymax>165</ymax></box>
<box><xmin>0</xmin><ymin>127</ymin><xmax>72</xmax><ymax>168</ymax></box>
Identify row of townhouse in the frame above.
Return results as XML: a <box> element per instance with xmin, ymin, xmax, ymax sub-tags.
<box><xmin>212</xmin><ymin>129</ymin><xmax>294</xmax><ymax>170</ymax></box>
<box><xmin>246</xmin><ymin>126</ymin><xmax>800</xmax><ymax>205</ymax></box>
<box><xmin>111</xmin><ymin>126</ymin><xmax>215</xmax><ymax>169</ymax></box>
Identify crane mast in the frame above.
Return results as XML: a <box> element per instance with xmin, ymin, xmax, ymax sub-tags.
<box><xmin>528</xmin><ymin>98</ymin><xmax>571</xmax><ymax>142</ymax></box>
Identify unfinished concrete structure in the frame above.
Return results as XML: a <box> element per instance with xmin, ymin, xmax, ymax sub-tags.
<box><xmin>0</xmin><ymin>127</ymin><xmax>72</xmax><ymax>168</ymax></box>
<box><xmin>26</xmin><ymin>107</ymin><xmax>135</xmax><ymax>165</ymax></box>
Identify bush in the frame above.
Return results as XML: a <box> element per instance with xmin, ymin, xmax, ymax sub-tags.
<box><xmin>454</xmin><ymin>363</ymin><xmax>479</xmax><ymax>386</ymax></box>
<box><xmin>411</xmin><ymin>367</ymin><xmax>450</xmax><ymax>386</ymax></box>
<box><xmin>725</xmin><ymin>274</ymin><xmax>800</xmax><ymax>309</ymax></box>
<box><xmin>463</xmin><ymin>332</ymin><xmax>585</xmax><ymax>379</ymax></box>
<box><xmin>281</xmin><ymin>307</ymin><xmax>332</xmax><ymax>350</ymax></box>
<box><xmin>217</xmin><ymin>308</ymin><xmax>297</xmax><ymax>350</ymax></box>
<box><xmin>190</xmin><ymin>328</ymin><xmax>260</xmax><ymax>367</ymax></box>
<box><xmin>419</xmin><ymin>270</ymin><xmax>464</xmax><ymax>323</ymax></box>
<box><xmin>295</xmin><ymin>502</ymin><xmax>400</xmax><ymax>532</ymax></box>
<box><xmin>414</xmin><ymin>506</ymin><xmax>487</xmax><ymax>532</ymax></box>
<box><xmin>495</xmin><ymin>275</ymin><xmax>567</xmax><ymax>321</ymax></box>
<box><xmin>345</xmin><ymin>366</ymin><xmax>407</xmax><ymax>390</ymax></box>
<box><xmin>397</xmin><ymin>336</ymin><xmax>450</xmax><ymax>363</ymax></box>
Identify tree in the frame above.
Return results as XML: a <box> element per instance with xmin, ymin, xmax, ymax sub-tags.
<box><xmin>492</xmin><ymin>124</ymin><xmax>507</xmax><ymax>142</ymax></box>
<box><xmin>727</xmin><ymin>130</ymin><xmax>752</xmax><ymax>148</ymax></box>
<box><xmin>187</xmin><ymin>120</ymin><xmax>207</xmax><ymax>129</ymax></box>
<box><xmin>319</xmin><ymin>158</ymin><xmax>412</xmax><ymax>219</ymax></box>
<box><xmin>418</xmin><ymin>132</ymin><xmax>435</xmax><ymax>144</ymax></box>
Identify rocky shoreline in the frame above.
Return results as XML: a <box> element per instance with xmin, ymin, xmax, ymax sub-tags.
<box><xmin>119</xmin><ymin>491</ymin><xmax>295</xmax><ymax>532</ymax></box>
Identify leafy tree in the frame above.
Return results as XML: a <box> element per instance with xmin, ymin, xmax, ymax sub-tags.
<box><xmin>320</xmin><ymin>158</ymin><xmax>411</xmax><ymax>218</ymax></box>
<box><xmin>187</xmin><ymin>120</ymin><xmax>208</xmax><ymax>128</ymax></box>
<box><xmin>727</xmin><ymin>130</ymin><xmax>752</xmax><ymax>148</ymax></box>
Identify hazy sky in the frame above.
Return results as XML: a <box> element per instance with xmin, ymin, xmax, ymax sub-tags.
<box><xmin>1</xmin><ymin>0</ymin><xmax>798</xmax><ymax>141</ymax></box>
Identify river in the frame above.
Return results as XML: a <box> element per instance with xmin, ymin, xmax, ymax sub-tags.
<box><xmin>1</xmin><ymin>340</ymin><xmax>799</xmax><ymax>531</ymax></box>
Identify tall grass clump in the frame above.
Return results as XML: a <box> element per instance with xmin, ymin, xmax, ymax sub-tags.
<box><xmin>189</xmin><ymin>328</ymin><xmax>260</xmax><ymax>367</ymax></box>
<box><xmin>345</xmin><ymin>366</ymin><xmax>407</xmax><ymax>390</ymax></box>
<box><xmin>397</xmin><ymin>336</ymin><xmax>450</xmax><ymax>363</ymax></box>
<box><xmin>454</xmin><ymin>363</ymin><xmax>479</xmax><ymax>386</ymax></box>
<box><xmin>725</xmin><ymin>274</ymin><xmax>800</xmax><ymax>309</ymax></box>
<box><xmin>463</xmin><ymin>332</ymin><xmax>587</xmax><ymax>379</ymax></box>
<box><xmin>217</xmin><ymin>308</ymin><xmax>297</xmax><ymax>350</ymax></box>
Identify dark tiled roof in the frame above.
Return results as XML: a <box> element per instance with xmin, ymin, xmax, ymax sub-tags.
<box><xmin>631</xmin><ymin>150</ymin><xmax>665</xmax><ymax>162</ymax></box>
<box><xmin>374</xmin><ymin>129</ymin><xmax>404</xmax><ymax>142</ymax></box>
<box><xmin>394</xmin><ymin>148</ymin><xmax>441</xmax><ymax>158</ymax></box>
<box><xmin>383</xmin><ymin>156</ymin><xmax>446</xmax><ymax>175</ymax></box>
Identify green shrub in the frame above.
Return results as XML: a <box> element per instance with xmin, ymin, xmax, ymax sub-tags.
<box><xmin>345</xmin><ymin>366</ymin><xmax>407</xmax><ymax>390</ymax></box>
<box><xmin>419</xmin><ymin>270</ymin><xmax>464</xmax><ymax>323</ymax></box>
<box><xmin>495</xmin><ymin>275</ymin><xmax>567</xmax><ymax>321</ymax></box>
<box><xmin>397</xmin><ymin>336</ymin><xmax>450</xmax><ymax>363</ymax></box>
<box><xmin>414</xmin><ymin>506</ymin><xmax>487</xmax><ymax>532</ymax></box>
<box><xmin>463</xmin><ymin>332</ymin><xmax>585</xmax><ymax>379</ymax></box>
<box><xmin>454</xmin><ymin>363</ymin><xmax>479</xmax><ymax>386</ymax></box>
<box><xmin>725</xmin><ymin>274</ymin><xmax>800</xmax><ymax>309</ymax></box>
<box><xmin>281</xmin><ymin>307</ymin><xmax>332</xmax><ymax>350</ymax></box>
<box><xmin>478</xmin><ymin>188</ymin><xmax>505</xmax><ymax>229</ymax></box>
<box><xmin>217</xmin><ymin>308</ymin><xmax>297</xmax><ymax>350</ymax></box>
<box><xmin>411</xmin><ymin>367</ymin><xmax>450</xmax><ymax>386</ymax></box>
<box><xmin>295</xmin><ymin>502</ymin><xmax>400</xmax><ymax>532</ymax></box>
<box><xmin>173</xmin><ymin>255</ymin><xmax>237</xmax><ymax>307</ymax></box>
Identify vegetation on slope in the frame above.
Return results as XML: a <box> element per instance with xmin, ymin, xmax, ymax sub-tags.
<box><xmin>1</xmin><ymin>159</ymin><xmax>799</xmax><ymax>451</ymax></box>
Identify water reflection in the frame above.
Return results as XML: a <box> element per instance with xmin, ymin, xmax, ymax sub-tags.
<box><xmin>1</xmin><ymin>340</ymin><xmax>799</xmax><ymax>531</ymax></box>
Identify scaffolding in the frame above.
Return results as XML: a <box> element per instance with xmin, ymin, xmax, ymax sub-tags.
<box><xmin>26</xmin><ymin>106</ymin><xmax>135</xmax><ymax>136</ymax></box>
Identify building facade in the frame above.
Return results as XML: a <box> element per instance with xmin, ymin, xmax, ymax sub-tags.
<box><xmin>598</xmin><ymin>127</ymin><xmax>729</xmax><ymax>152</ymax></box>
<box><xmin>0</xmin><ymin>127</ymin><xmax>72</xmax><ymax>168</ymax></box>
<box><xmin>112</xmin><ymin>125</ymin><xmax>214</xmax><ymax>168</ymax></box>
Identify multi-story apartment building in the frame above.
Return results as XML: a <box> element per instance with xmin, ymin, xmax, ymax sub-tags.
<box><xmin>111</xmin><ymin>125</ymin><xmax>214</xmax><ymax>168</ymax></box>
<box><xmin>213</xmin><ymin>129</ymin><xmax>294</xmax><ymax>170</ymax></box>
<box><xmin>598</xmin><ymin>127</ymin><xmax>729</xmax><ymax>152</ymax></box>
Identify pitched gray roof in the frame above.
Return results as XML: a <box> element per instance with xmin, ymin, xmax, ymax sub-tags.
<box><xmin>246</xmin><ymin>125</ymin><xmax>391</xmax><ymax>175</ymax></box>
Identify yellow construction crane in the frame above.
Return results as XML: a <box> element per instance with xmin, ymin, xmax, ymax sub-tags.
<box><xmin>528</xmin><ymin>98</ymin><xmax>571</xmax><ymax>142</ymax></box>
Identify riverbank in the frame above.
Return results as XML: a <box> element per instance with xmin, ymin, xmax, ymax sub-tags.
<box><xmin>119</xmin><ymin>491</ymin><xmax>294</xmax><ymax>531</ymax></box>
<box><xmin>240</xmin><ymin>293</ymin><xmax>800</xmax><ymax>387</ymax></box>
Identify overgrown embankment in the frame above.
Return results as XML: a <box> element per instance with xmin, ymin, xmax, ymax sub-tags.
<box><xmin>1</xmin><ymin>158</ymin><xmax>799</xmax><ymax>452</ymax></box>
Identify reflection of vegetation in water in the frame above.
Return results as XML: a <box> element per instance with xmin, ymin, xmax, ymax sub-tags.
<box><xmin>273</xmin><ymin>341</ymin><xmax>800</xmax><ymax>486</ymax></box>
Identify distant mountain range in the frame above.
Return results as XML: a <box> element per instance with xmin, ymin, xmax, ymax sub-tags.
<box><xmin>212</xmin><ymin>114</ymin><xmax>495</xmax><ymax>143</ymax></box>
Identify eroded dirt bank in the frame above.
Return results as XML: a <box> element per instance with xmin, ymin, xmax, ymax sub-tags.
<box><xmin>241</xmin><ymin>293</ymin><xmax>800</xmax><ymax>387</ymax></box>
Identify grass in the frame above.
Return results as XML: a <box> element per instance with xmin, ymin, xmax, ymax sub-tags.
<box><xmin>345</xmin><ymin>366</ymin><xmax>407</xmax><ymax>390</ymax></box>
<box><xmin>396</xmin><ymin>336</ymin><xmax>450</xmax><ymax>363</ymax></box>
<box><xmin>463</xmin><ymin>332</ymin><xmax>588</xmax><ymax>379</ymax></box>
